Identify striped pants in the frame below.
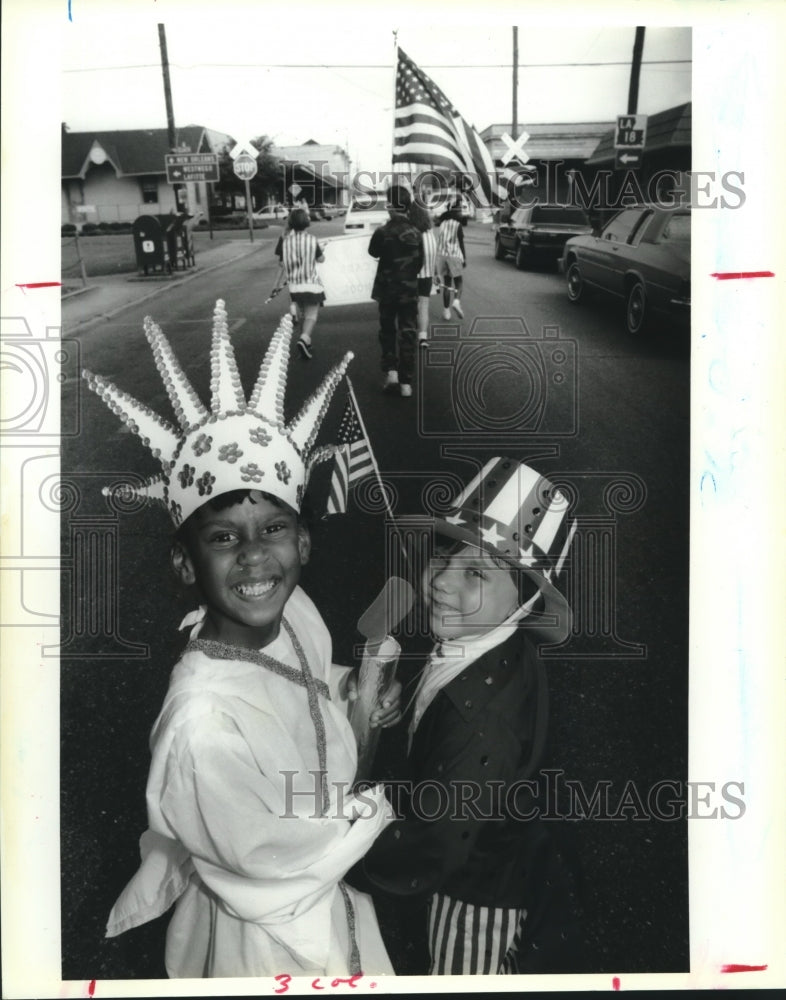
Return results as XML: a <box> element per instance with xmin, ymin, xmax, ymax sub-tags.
<box><xmin>426</xmin><ymin>892</ymin><xmax>528</xmax><ymax>975</ymax></box>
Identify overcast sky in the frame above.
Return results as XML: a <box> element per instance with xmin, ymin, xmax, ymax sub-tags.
<box><xmin>61</xmin><ymin>15</ymin><xmax>691</xmax><ymax>173</ymax></box>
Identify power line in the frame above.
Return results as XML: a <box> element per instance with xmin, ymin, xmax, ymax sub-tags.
<box><xmin>63</xmin><ymin>59</ymin><xmax>692</xmax><ymax>73</ymax></box>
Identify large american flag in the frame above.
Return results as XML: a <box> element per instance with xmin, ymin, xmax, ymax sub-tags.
<box><xmin>325</xmin><ymin>396</ymin><xmax>375</xmax><ymax>516</ymax></box>
<box><xmin>392</xmin><ymin>47</ymin><xmax>503</xmax><ymax>209</ymax></box>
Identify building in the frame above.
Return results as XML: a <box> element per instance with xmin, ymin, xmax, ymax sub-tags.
<box><xmin>61</xmin><ymin>125</ymin><xmax>234</xmax><ymax>226</ymax></box>
<box><xmin>270</xmin><ymin>140</ymin><xmax>351</xmax><ymax>208</ymax></box>
<box><xmin>481</xmin><ymin>121</ymin><xmax>614</xmax><ymax>204</ymax></box>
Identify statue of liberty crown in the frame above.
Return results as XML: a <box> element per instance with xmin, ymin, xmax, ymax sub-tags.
<box><xmin>82</xmin><ymin>299</ymin><xmax>353</xmax><ymax>526</ymax></box>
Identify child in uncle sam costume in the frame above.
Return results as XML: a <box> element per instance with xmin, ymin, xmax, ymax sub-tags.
<box><xmin>82</xmin><ymin>301</ymin><xmax>401</xmax><ymax>979</ymax></box>
<box><xmin>347</xmin><ymin>457</ymin><xmax>580</xmax><ymax>975</ymax></box>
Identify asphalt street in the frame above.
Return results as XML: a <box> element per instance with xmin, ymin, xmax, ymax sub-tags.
<box><xmin>59</xmin><ymin>218</ymin><xmax>690</xmax><ymax>980</ymax></box>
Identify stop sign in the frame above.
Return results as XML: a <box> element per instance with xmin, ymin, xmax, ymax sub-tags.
<box><xmin>233</xmin><ymin>153</ymin><xmax>258</xmax><ymax>181</ymax></box>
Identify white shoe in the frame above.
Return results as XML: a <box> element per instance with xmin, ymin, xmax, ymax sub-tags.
<box><xmin>442</xmin><ymin>308</ymin><xmax>451</xmax><ymax>320</ymax></box>
<box><xmin>383</xmin><ymin>370</ymin><xmax>399</xmax><ymax>392</ymax></box>
<box><xmin>418</xmin><ymin>331</ymin><xmax>428</xmax><ymax>345</ymax></box>
<box><xmin>400</xmin><ymin>383</ymin><xmax>413</xmax><ymax>398</ymax></box>
<box><xmin>453</xmin><ymin>299</ymin><xmax>464</xmax><ymax>318</ymax></box>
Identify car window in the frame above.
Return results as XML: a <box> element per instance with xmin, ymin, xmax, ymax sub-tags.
<box><xmin>601</xmin><ymin>208</ymin><xmax>650</xmax><ymax>243</ymax></box>
<box><xmin>661</xmin><ymin>213</ymin><xmax>691</xmax><ymax>242</ymax></box>
<box><xmin>531</xmin><ymin>206</ymin><xmax>588</xmax><ymax>225</ymax></box>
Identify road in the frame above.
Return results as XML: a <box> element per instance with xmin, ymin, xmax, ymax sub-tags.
<box><xmin>60</xmin><ymin>219</ymin><xmax>690</xmax><ymax>979</ymax></box>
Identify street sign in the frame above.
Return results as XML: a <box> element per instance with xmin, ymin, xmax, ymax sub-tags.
<box><xmin>165</xmin><ymin>152</ymin><xmax>219</xmax><ymax>183</ymax></box>
<box><xmin>614</xmin><ymin>114</ymin><xmax>648</xmax><ymax>150</ymax></box>
<box><xmin>615</xmin><ymin>150</ymin><xmax>643</xmax><ymax>170</ymax></box>
<box><xmin>233</xmin><ymin>153</ymin><xmax>258</xmax><ymax>181</ymax></box>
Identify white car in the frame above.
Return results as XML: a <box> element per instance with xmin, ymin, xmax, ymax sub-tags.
<box><xmin>343</xmin><ymin>190</ymin><xmax>389</xmax><ymax>233</ymax></box>
<box><xmin>253</xmin><ymin>204</ymin><xmax>289</xmax><ymax>221</ymax></box>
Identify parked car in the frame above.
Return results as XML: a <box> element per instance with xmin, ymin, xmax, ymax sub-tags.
<box><xmin>310</xmin><ymin>203</ymin><xmax>335</xmax><ymax>221</ymax></box>
<box><xmin>494</xmin><ymin>204</ymin><xmax>592</xmax><ymax>269</ymax></box>
<box><xmin>561</xmin><ymin>205</ymin><xmax>691</xmax><ymax>335</ymax></box>
<box><xmin>253</xmin><ymin>204</ymin><xmax>288</xmax><ymax>221</ymax></box>
<box><xmin>343</xmin><ymin>190</ymin><xmax>389</xmax><ymax>233</ymax></box>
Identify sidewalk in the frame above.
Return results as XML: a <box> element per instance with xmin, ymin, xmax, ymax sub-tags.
<box><xmin>61</xmin><ymin>238</ymin><xmax>266</xmax><ymax>333</ymax></box>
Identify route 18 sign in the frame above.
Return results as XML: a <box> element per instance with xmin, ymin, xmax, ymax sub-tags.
<box><xmin>233</xmin><ymin>153</ymin><xmax>258</xmax><ymax>181</ymax></box>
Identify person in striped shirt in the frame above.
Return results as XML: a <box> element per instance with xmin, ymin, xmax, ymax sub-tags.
<box><xmin>273</xmin><ymin>209</ymin><xmax>326</xmax><ymax>359</ymax></box>
<box><xmin>435</xmin><ymin>201</ymin><xmax>467</xmax><ymax>320</ymax></box>
<box><xmin>346</xmin><ymin>458</ymin><xmax>581</xmax><ymax>975</ymax></box>
<box><xmin>407</xmin><ymin>200</ymin><xmax>438</xmax><ymax>345</ymax></box>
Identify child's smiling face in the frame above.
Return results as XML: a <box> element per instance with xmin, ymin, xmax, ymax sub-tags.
<box><xmin>423</xmin><ymin>542</ymin><xmax>519</xmax><ymax>641</ymax></box>
<box><xmin>172</xmin><ymin>491</ymin><xmax>310</xmax><ymax>650</ymax></box>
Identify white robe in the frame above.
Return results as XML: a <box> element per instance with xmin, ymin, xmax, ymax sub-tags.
<box><xmin>106</xmin><ymin>587</ymin><xmax>395</xmax><ymax>978</ymax></box>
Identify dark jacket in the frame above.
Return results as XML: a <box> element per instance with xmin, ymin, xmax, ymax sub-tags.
<box><xmin>368</xmin><ymin>213</ymin><xmax>423</xmax><ymax>302</ymax></box>
<box><xmin>348</xmin><ymin>630</ymin><xmax>548</xmax><ymax>908</ymax></box>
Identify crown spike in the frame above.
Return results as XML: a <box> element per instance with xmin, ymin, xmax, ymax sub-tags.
<box><xmin>247</xmin><ymin>313</ymin><xmax>293</xmax><ymax>421</ymax></box>
<box><xmin>101</xmin><ymin>474</ymin><xmax>168</xmax><ymax>508</ymax></box>
<box><xmin>83</xmin><ymin>370</ymin><xmax>181</xmax><ymax>463</ymax></box>
<box><xmin>209</xmin><ymin>299</ymin><xmax>246</xmax><ymax>414</ymax></box>
<box><xmin>143</xmin><ymin>316</ymin><xmax>209</xmax><ymax>431</ymax></box>
<box><xmin>287</xmin><ymin>351</ymin><xmax>354</xmax><ymax>454</ymax></box>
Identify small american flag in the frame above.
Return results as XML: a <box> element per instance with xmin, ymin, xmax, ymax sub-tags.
<box><xmin>392</xmin><ymin>47</ymin><xmax>503</xmax><ymax>209</ymax></box>
<box><xmin>326</xmin><ymin>395</ymin><xmax>375</xmax><ymax>516</ymax></box>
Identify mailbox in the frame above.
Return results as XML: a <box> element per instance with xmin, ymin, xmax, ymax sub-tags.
<box><xmin>132</xmin><ymin>215</ymin><xmax>171</xmax><ymax>276</ymax></box>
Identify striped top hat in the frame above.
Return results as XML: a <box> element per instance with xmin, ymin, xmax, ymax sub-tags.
<box><xmin>82</xmin><ymin>300</ymin><xmax>352</xmax><ymax>527</ymax></box>
<box><xmin>433</xmin><ymin>457</ymin><xmax>577</xmax><ymax>643</ymax></box>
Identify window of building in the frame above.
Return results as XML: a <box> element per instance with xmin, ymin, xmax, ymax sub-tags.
<box><xmin>141</xmin><ymin>179</ymin><xmax>158</xmax><ymax>204</ymax></box>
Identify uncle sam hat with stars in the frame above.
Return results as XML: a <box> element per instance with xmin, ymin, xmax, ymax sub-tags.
<box><xmin>82</xmin><ymin>299</ymin><xmax>352</xmax><ymax>526</ymax></box>
<box><xmin>430</xmin><ymin>457</ymin><xmax>577</xmax><ymax>643</ymax></box>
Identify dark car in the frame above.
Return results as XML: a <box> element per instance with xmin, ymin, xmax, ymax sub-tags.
<box><xmin>494</xmin><ymin>204</ymin><xmax>592</xmax><ymax>269</ymax></box>
<box><xmin>561</xmin><ymin>205</ymin><xmax>690</xmax><ymax>335</ymax></box>
<box><xmin>310</xmin><ymin>204</ymin><xmax>335</xmax><ymax>221</ymax></box>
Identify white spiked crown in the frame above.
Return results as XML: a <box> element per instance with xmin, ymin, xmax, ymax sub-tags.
<box><xmin>82</xmin><ymin>299</ymin><xmax>353</xmax><ymax>526</ymax></box>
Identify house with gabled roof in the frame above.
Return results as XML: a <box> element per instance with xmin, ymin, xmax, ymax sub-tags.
<box><xmin>61</xmin><ymin>124</ymin><xmax>234</xmax><ymax>225</ymax></box>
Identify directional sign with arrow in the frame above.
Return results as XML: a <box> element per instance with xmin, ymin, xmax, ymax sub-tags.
<box><xmin>615</xmin><ymin>150</ymin><xmax>643</xmax><ymax>170</ymax></box>
<box><xmin>165</xmin><ymin>153</ymin><xmax>219</xmax><ymax>183</ymax></box>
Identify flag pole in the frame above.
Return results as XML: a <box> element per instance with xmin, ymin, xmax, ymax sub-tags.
<box><xmin>391</xmin><ymin>29</ymin><xmax>399</xmax><ymax>182</ymax></box>
<box><xmin>345</xmin><ymin>376</ymin><xmax>410</xmax><ymax>567</ymax></box>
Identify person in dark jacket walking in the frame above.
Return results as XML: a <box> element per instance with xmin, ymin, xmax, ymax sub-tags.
<box><xmin>347</xmin><ymin>457</ymin><xmax>580</xmax><ymax>975</ymax></box>
<box><xmin>368</xmin><ymin>183</ymin><xmax>423</xmax><ymax>398</ymax></box>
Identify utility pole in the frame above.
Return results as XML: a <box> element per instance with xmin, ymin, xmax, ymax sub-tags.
<box><xmin>627</xmin><ymin>26</ymin><xmax>646</xmax><ymax>115</ymax></box>
<box><xmin>158</xmin><ymin>24</ymin><xmax>184</xmax><ymax>211</ymax></box>
<box><xmin>512</xmin><ymin>26</ymin><xmax>518</xmax><ymax>140</ymax></box>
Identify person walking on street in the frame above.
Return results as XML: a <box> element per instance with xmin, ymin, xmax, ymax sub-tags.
<box><xmin>435</xmin><ymin>200</ymin><xmax>466</xmax><ymax>320</ymax></box>
<box><xmin>272</xmin><ymin>208</ymin><xmax>326</xmax><ymax>359</ymax></box>
<box><xmin>368</xmin><ymin>184</ymin><xmax>423</xmax><ymax>399</ymax></box>
<box><xmin>407</xmin><ymin>200</ymin><xmax>438</xmax><ymax>346</ymax></box>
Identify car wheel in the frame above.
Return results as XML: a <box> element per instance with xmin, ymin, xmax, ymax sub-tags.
<box><xmin>515</xmin><ymin>243</ymin><xmax>529</xmax><ymax>270</ymax></box>
<box><xmin>566</xmin><ymin>260</ymin><xmax>585</xmax><ymax>303</ymax></box>
<box><xmin>626</xmin><ymin>281</ymin><xmax>647</xmax><ymax>334</ymax></box>
<box><xmin>494</xmin><ymin>235</ymin><xmax>506</xmax><ymax>260</ymax></box>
